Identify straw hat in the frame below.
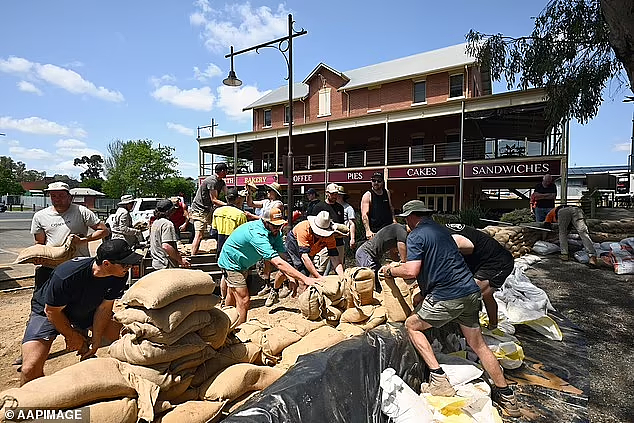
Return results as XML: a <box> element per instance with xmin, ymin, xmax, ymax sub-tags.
<box><xmin>44</xmin><ymin>182</ymin><xmax>70</xmax><ymax>192</ymax></box>
<box><xmin>118</xmin><ymin>195</ymin><xmax>135</xmax><ymax>205</ymax></box>
<box><xmin>265</xmin><ymin>182</ymin><xmax>282</xmax><ymax>198</ymax></box>
<box><xmin>307</xmin><ymin>211</ymin><xmax>336</xmax><ymax>237</ymax></box>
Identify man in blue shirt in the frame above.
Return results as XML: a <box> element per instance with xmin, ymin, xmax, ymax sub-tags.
<box><xmin>218</xmin><ymin>206</ymin><xmax>321</xmax><ymax>325</ymax></box>
<box><xmin>380</xmin><ymin>200</ymin><xmax>520</xmax><ymax>417</ymax></box>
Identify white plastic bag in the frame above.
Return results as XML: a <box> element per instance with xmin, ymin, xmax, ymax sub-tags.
<box><xmin>531</xmin><ymin>241</ymin><xmax>560</xmax><ymax>255</ymax></box>
<box><xmin>495</xmin><ymin>267</ymin><xmax>555</xmax><ymax>323</ymax></box>
<box><xmin>574</xmin><ymin>250</ymin><xmax>589</xmax><ymax>263</ymax></box>
<box><xmin>437</xmin><ymin>353</ymin><xmax>483</xmax><ymax>386</ymax></box>
<box><xmin>380</xmin><ymin>368</ymin><xmax>433</xmax><ymax>422</ymax></box>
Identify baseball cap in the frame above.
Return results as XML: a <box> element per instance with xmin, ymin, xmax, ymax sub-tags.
<box><xmin>156</xmin><ymin>199</ymin><xmax>175</xmax><ymax>213</ymax></box>
<box><xmin>306</xmin><ymin>188</ymin><xmax>317</xmax><ymax>195</ymax></box>
<box><xmin>226</xmin><ymin>187</ymin><xmax>238</xmax><ymax>201</ymax></box>
<box><xmin>396</xmin><ymin>200</ymin><xmax>433</xmax><ymax>217</ymax></box>
<box><xmin>371</xmin><ymin>172</ymin><xmax>384</xmax><ymax>181</ymax></box>
<box><xmin>337</xmin><ymin>185</ymin><xmax>346</xmax><ymax>195</ymax></box>
<box><xmin>325</xmin><ymin>183</ymin><xmax>339</xmax><ymax>194</ymax></box>
<box><xmin>97</xmin><ymin>239</ymin><xmax>143</xmax><ymax>265</ymax></box>
<box><xmin>45</xmin><ymin>181</ymin><xmax>70</xmax><ymax>192</ymax></box>
<box><xmin>261</xmin><ymin>206</ymin><xmax>287</xmax><ymax>226</ymax></box>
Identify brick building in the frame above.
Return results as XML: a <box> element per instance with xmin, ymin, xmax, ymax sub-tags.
<box><xmin>197</xmin><ymin>43</ymin><xmax>568</xmax><ymax>214</ymax></box>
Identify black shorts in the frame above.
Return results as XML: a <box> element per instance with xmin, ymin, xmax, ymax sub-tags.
<box><xmin>22</xmin><ymin>310</ymin><xmax>91</xmax><ymax>344</ymax></box>
<box><xmin>474</xmin><ymin>260</ymin><xmax>514</xmax><ymax>289</ymax></box>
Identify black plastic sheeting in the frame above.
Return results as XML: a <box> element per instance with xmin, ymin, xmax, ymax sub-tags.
<box><xmin>224</xmin><ymin>324</ymin><xmax>423</xmax><ymax>423</ymax></box>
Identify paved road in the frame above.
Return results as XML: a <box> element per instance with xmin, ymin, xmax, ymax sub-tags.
<box><xmin>0</xmin><ymin>212</ymin><xmax>35</xmax><ymax>263</ymax></box>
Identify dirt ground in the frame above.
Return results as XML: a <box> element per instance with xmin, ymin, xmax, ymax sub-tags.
<box><xmin>1</xmin><ymin>256</ymin><xmax>632</xmax><ymax>422</ymax></box>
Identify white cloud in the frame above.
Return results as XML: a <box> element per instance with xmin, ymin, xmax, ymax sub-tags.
<box><xmin>167</xmin><ymin>122</ymin><xmax>195</xmax><ymax>136</ymax></box>
<box><xmin>0</xmin><ymin>116</ymin><xmax>87</xmax><ymax>137</ymax></box>
<box><xmin>151</xmin><ymin>85</ymin><xmax>215</xmax><ymax>111</ymax></box>
<box><xmin>17</xmin><ymin>80</ymin><xmax>43</xmax><ymax>95</ymax></box>
<box><xmin>194</xmin><ymin>63</ymin><xmax>222</xmax><ymax>82</ymax></box>
<box><xmin>54</xmin><ymin>159</ymin><xmax>82</xmax><ymax>173</ymax></box>
<box><xmin>216</xmin><ymin>85</ymin><xmax>270</xmax><ymax>120</ymax></box>
<box><xmin>612</xmin><ymin>143</ymin><xmax>631</xmax><ymax>152</ymax></box>
<box><xmin>9</xmin><ymin>146</ymin><xmax>53</xmax><ymax>161</ymax></box>
<box><xmin>55</xmin><ymin>138</ymin><xmax>102</xmax><ymax>158</ymax></box>
<box><xmin>0</xmin><ymin>56</ymin><xmax>33</xmax><ymax>74</ymax></box>
<box><xmin>56</xmin><ymin>138</ymin><xmax>86</xmax><ymax>148</ymax></box>
<box><xmin>150</xmin><ymin>74</ymin><xmax>176</xmax><ymax>87</ymax></box>
<box><xmin>0</xmin><ymin>56</ymin><xmax>124</xmax><ymax>102</ymax></box>
<box><xmin>190</xmin><ymin>1</ymin><xmax>289</xmax><ymax>52</ymax></box>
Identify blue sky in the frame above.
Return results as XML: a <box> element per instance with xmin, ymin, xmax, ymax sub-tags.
<box><xmin>1</xmin><ymin>1</ymin><xmax>632</xmax><ymax>180</ymax></box>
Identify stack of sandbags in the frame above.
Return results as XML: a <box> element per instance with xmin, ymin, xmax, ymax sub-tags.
<box><xmin>481</xmin><ymin>225</ymin><xmax>543</xmax><ymax>258</ymax></box>
<box><xmin>376</xmin><ymin>263</ymin><xmax>415</xmax><ymax>323</ymax></box>
<box><xmin>13</xmin><ymin>235</ymin><xmax>76</xmax><ymax>266</ymax></box>
<box><xmin>586</xmin><ymin>219</ymin><xmax>634</xmax><ymax>243</ymax></box>
<box><xmin>0</xmin><ymin>358</ymin><xmax>139</xmax><ymax>423</ymax></box>
<box><xmin>180</xmin><ymin>239</ymin><xmax>217</xmax><ymax>255</ymax></box>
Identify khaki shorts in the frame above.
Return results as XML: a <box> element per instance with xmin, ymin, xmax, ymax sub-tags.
<box><xmin>190</xmin><ymin>211</ymin><xmax>211</xmax><ymax>233</ymax></box>
<box><xmin>222</xmin><ymin>269</ymin><xmax>249</xmax><ymax>289</ymax></box>
<box><xmin>415</xmin><ymin>291</ymin><xmax>482</xmax><ymax>328</ymax></box>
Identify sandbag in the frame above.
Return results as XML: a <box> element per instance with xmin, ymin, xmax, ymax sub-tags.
<box><xmin>324</xmin><ymin>304</ymin><xmax>343</xmax><ymax>324</ymax></box>
<box><xmin>378</xmin><ymin>271</ymin><xmax>413</xmax><ymax>322</ymax></box>
<box><xmin>235</xmin><ymin>320</ymin><xmax>269</xmax><ymax>344</ymax></box>
<box><xmin>123</xmin><ymin>310</ymin><xmax>211</xmax><ymax>345</ymax></box>
<box><xmin>157</xmin><ymin>375</ymin><xmax>195</xmax><ymax>402</ymax></box>
<box><xmin>531</xmin><ymin>240</ymin><xmax>560</xmax><ymax>255</ymax></box>
<box><xmin>345</xmin><ymin>267</ymin><xmax>375</xmax><ymax>306</ymax></box>
<box><xmin>122</xmin><ymin>269</ymin><xmax>216</xmax><ymax>309</ymax></box>
<box><xmin>13</xmin><ymin>235</ymin><xmax>76</xmax><ymax>267</ymax></box>
<box><xmin>170</xmin><ymin>388</ymin><xmax>199</xmax><ymax>405</ymax></box>
<box><xmin>114</xmin><ymin>294</ymin><xmax>220</xmax><ymax>332</ymax></box>
<box><xmin>340</xmin><ymin>306</ymin><xmax>370</xmax><ymax>324</ymax></box>
<box><xmin>0</xmin><ymin>358</ymin><xmax>135</xmax><ymax>412</ymax></box>
<box><xmin>360</xmin><ymin>306</ymin><xmax>387</xmax><ymax>331</ymax></box>
<box><xmin>336</xmin><ymin>323</ymin><xmax>366</xmax><ymax>338</ymax></box>
<box><xmin>221</xmin><ymin>306</ymin><xmax>241</xmax><ymax>331</ymax></box>
<box><xmin>298</xmin><ymin>286</ymin><xmax>325</xmax><ymax>321</ymax></box>
<box><xmin>78</xmin><ymin>398</ymin><xmax>138</xmax><ymax>423</ymax></box>
<box><xmin>279</xmin><ymin>326</ymin><xmax>346</xmax><ymax>368</ymax></box>
<box><xmin>197</xmin><ymin>307</ymin><xmax>232</xmax><ymax>349</ymax></box>
<box><xmin>108</xmin><ymin>332</ymin><xmax>207</xmax><ymax>366</ymax></box>
<box><xmin>155</xmin><ymin>400</ymin><xmax>225</xmax><ymax>423</ymax></box>
<box><xmin>190</xmin><ymin>342</ymin><xmax>263</xmax><ymax>387</ymax></box>
<box><xmin>169</xmin><ymin>346</ymin><xmax>216</xmax><ymax>374</ymax></box>
<box><xmin>314</xmin><ymin>275</ymin><xmax>344</xmax><ymax>302</ymax></box>
<box><xmin>278</xmin><ymin>317</ymin><xmax>326</xmax><ymax>336</ymax></box>
<box><xmin>260</xmin><ymin>327</ymin><xmax>302</xmax><ymax>358</ymax></box>
<box><xmin>200</xmin><ymin>363</ymin><xmax>284</xmax><ymax>402</ymax></box>
<box><xmin>118</xmin><ymin>361</ymin><xmax>191</xmax><ymax>391</ymax></box>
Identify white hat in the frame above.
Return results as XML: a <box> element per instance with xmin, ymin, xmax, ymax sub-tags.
<box><xmin>325</xmin><ymin>183</ymin><xmax>339</xmax><ymax>194</ymax></box>
<box><xmin>44</xmin><ymin>182</ymin><xmax>70</xmax><ymax>192</ymax></box>
<box><xmin>307</xmin><ymin>210</ymin><xmax>336</xmax><ymax>237</ymax></box>
<box><xmin>118</xmin><ymin>195</ymin><xmax>135</xmax><ymax>205</ymax></box>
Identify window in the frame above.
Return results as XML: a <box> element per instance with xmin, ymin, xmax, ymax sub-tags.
<box><xmin>445</xmin><ymin>133</ymin><xmax>460</xmax><ymax>159</ymax></box>
<box><xmin>284</xmin><ymin>105</ymin><xmax>291</xmax><ymax>124</ymax></box>
<box><xmin>411</xmin><ymin>135</ymin><xmax>425</xmax><ymax>162</ymax></box>
<box><xmin>318</xmin><ymin>88</ymin><xmax>331</xmax><ymax>117</ymax></box>
<box><xmin>413</xmin><ymin>81</ymin><xmax>426</xmax><ymax>103</ymax></box>
<box><xmin>263</xmin><ymin>109</ymin><xmax>272</xmax><ymax>128</ymax></box>
<box><xmin>262</xmin><ymin>152</ymin><xmax>275</xmax><ymax>172</ymax></box>
<box><xmin>449</xmin><ymin>74</ymin><xmax>464</xmax><ymax>98</ymax></box>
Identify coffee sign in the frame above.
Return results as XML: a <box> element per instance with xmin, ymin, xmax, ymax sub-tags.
<box><xmin>464</xmin><ymin>160</ymin><xmax>561</xmax><ymax>178</ymax></box>
<box><xmin>278</xmin><ymin>171</ymin><xmax>326</xmax><ymax>184</ymax></box>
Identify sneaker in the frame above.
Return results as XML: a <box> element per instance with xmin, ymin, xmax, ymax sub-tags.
<box><xmin>492</xmin><ymin>387</ymin><xmax>521</xmax><ymax>417</ymax></box>
<box><xmin>265</xmin><ymin>290</ymin><xmax>280</xmax><ymax>307</ymax></box>
<box><xmin>559</xmin><ymin>254</ymin><xmax>569</xmax><ymax>261</ymax></box>
<box><xmin>588</xmin><ymin>256</ymin><xmax>598</xmax><ymax>267</ymax></box>
<box><xmin>279</xmin><ymin>285</ymin><xmax>291</xmax><ymax>299</ymax></box>
<box><xmin>420</xmin><ymin>372</ymin><xmax>456</xmax><ymax>397</ymax></box>
<box><xmin>257</xmin><ymin>284</ymin><xmax>271</xmax><ymax>296</ymax></box>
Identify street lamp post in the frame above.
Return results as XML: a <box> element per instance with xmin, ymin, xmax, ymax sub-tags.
<box><xmin>625</xmin><ymin>96</ymin><xmax>634</xmax><ymax>194</ymax></box>
<box><xmin>223</xmin><ymin>14</ymin><xmax>306</xmax><ymax>221</ymax></box>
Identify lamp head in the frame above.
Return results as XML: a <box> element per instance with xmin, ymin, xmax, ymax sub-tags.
<box><xmin>223</xmin><ymin>70</ymin><xmax>242</xmax><ymax>87</ymax></box>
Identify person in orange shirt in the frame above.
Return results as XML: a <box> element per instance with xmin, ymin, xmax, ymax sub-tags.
<box><xmin>266</xmin><ymin>211</ymin><xmax>345</xmax><ymax>305</ymax></box>
<box><xmin>545</xmin><ymin>205</ymin><xmax>597</xmax><ymax>266</ymax></box>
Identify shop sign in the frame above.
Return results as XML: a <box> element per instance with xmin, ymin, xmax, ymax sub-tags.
<box><xmin>390</xmin><ymin>164</ymin><xmax>459</xmax><ymax>179</ymax></box>
<box><xmin>464</xmin><ymin>160</ymin><xmax>561</xmax><ymax>178</ymax></box>
<box><xmin>278</xmin><ymin>172</ymin><xmax>326</xmax><ymax>184</ymax></box>
<box><xmin>328</xmin><ymin>169</ymin><xmax>383</xmax><ymax>183</ymax></box>
<box><xmin>223</xmin><ymin>174</ymin><xmax>278</xmax><ymax>187</ymax></box>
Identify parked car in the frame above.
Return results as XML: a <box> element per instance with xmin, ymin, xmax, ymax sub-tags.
<box><xmin>0</xmin><ymin>202</ymin><xmax>6</xmax><ymax>212</ymax></box>
<box><xmin>105</xmin><ymin>197</ymin><xmax>161</xmax><ymax>229</ymax></box>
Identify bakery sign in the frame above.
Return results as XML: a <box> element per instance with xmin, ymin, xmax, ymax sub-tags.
<box><xmin>224</xmin><ymin>174</ymin><xmax>278</xmax><ymax>187</ymax></box>
<box><xmin>390</xmin><ymin>164</ymin><xmax>459</xmax><ymax>179</ymax></box>
<box><xmin>463</xmin><ymin>160</ymin><xmax>561</xmax><ymax>178</ymax></box>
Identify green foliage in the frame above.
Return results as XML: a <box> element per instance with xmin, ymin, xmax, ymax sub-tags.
<box><xmin>0</xmin><ymin>156</ymin><xmax>25</xmax><ymax>195</ymax></box>
<box><xmin>156</xmin><ymin>177</ymin><xmax>197</xmax><ymax>199</ymax></box>
<box><xmin>103</xmin><ymin>139</ymin><xmax>179</xmax><ymax>198</ymax></box>
<box><xmin>80</xmin><ymin>178</ymin><xmax>104</xmax><ymax>192</ymax></box>
<box><xmin>466</xmin><ymin>0</ymin><xmax>626</xmax><ymax>125</ymax></box>
<box><xmin>74</xmin><ymin>154</ymin><xmax>104</xmax><ymax>181</ymax></box>
<box><xmin>50</xmin><ymin>175</ymin><xmax>80</xmax><ymax>188</ymax></box>
<box><xmin>457</xmin><ymin>206</ymin><xmax>487</xmax><ymax>228</ymax></box>
<box><xmin>500</xmin><ymin>208</ymin><xmax>534</xmax><ymax>225</ymax></box>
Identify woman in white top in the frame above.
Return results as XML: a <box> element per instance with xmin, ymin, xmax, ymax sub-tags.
<box><xmin>247</xmin><ymin>182</ymin><xmax>284</xmax><ymax>216</ymax></box>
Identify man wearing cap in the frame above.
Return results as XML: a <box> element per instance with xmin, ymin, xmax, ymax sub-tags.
<box><xmin>150</xmin><ymin>199</ymin><xmax>191</xmax><ymax>270</ymax></box>
<box><xmin>379</xmin><ymin>200</ymin><xmax>520</xmax><ymax>417</ymax></box>
<box><xmin>110</xmin><ymin>195</ymin><xmax>141</xmax><ymax>247</ymax></box>
<box><xmin>336</xmin><ymin>185</ymin><xmax>356</xmax><ymax>250</ymax></box>
<box><xmin>169</xmin><ymin>196</ymin><xmax>190</xmax><ymax>241</ymax></box>
<box><xmin>30</xmin><ymin>182</ymin><xmax>109</xmax><ymax>289</ymax></box>
<box><xmin>361</xmin><ymin>172</ymin><xmax>396</xmax><ymax>240</ymax></box>
<box><xmin>213</xmin><ymin>188</ymin><xmax>248</xmax><ymax>255</ymax></box>
<box><xmin>356</xmin><ymin>223</ymin><xmax>408</xmax><ymax>290</ymax></box>
<box><xmin>218</xmin><ymin>207</ymin><xmax>320</xmax><ymax>325</ymax></box>
<box><xmin>190</xmin><ymin>163</ymin><xmax>229</xmax><ymax>255</ymax></box>
<box><xmin>304</xmin><ymin>188</ymin><xmax>320</xmax><ymax>217</ymax></box>
<box><xmin>20</xmin><ymin>239</ymin><xmax>142</xmax><ymax>385</ymax></box>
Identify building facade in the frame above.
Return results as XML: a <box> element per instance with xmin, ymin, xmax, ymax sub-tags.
<box><xmin>197</xmin><ymin>43</ymin><xmax>568</xmax><ymax>214</ymax></box>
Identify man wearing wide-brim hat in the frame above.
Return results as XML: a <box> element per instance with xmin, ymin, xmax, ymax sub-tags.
<box><xmin>378</xmin><ymin>200</ymin><xmax>521</xmax><ymax>416</ymax></box>
<box><xmin>110</xmin><ymin>195</ymin><xmax>141</xmax><ymax>247</ymax></box>
<box><xmin>278</xmin><ymin>210</ymin><xmax>346</xmax><ymax>295</ymax></box>
<box><xmin>218</xmin><ymin>206</ymin><xmax>321</xmax><ymax>324</ymax></box>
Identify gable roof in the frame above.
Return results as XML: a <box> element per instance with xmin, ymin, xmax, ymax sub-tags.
<box><xmin>303</xmin><ymin>62</ymin><xmax>349</xmax><ymax>84</ymax></box>
<box><xmin>340</xmin><ymin>43</ymin><xmax>475</xmax><ymax>91</ymax></box>
<box><xmin>243</xmin><ymin>83</ymin><xmax>309</xmax><ymax>111</ymax></box>
<box><xmin>70</xmin><ymin>188</ymin><xmax>106</xmax><ymax>196</ymax></box>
